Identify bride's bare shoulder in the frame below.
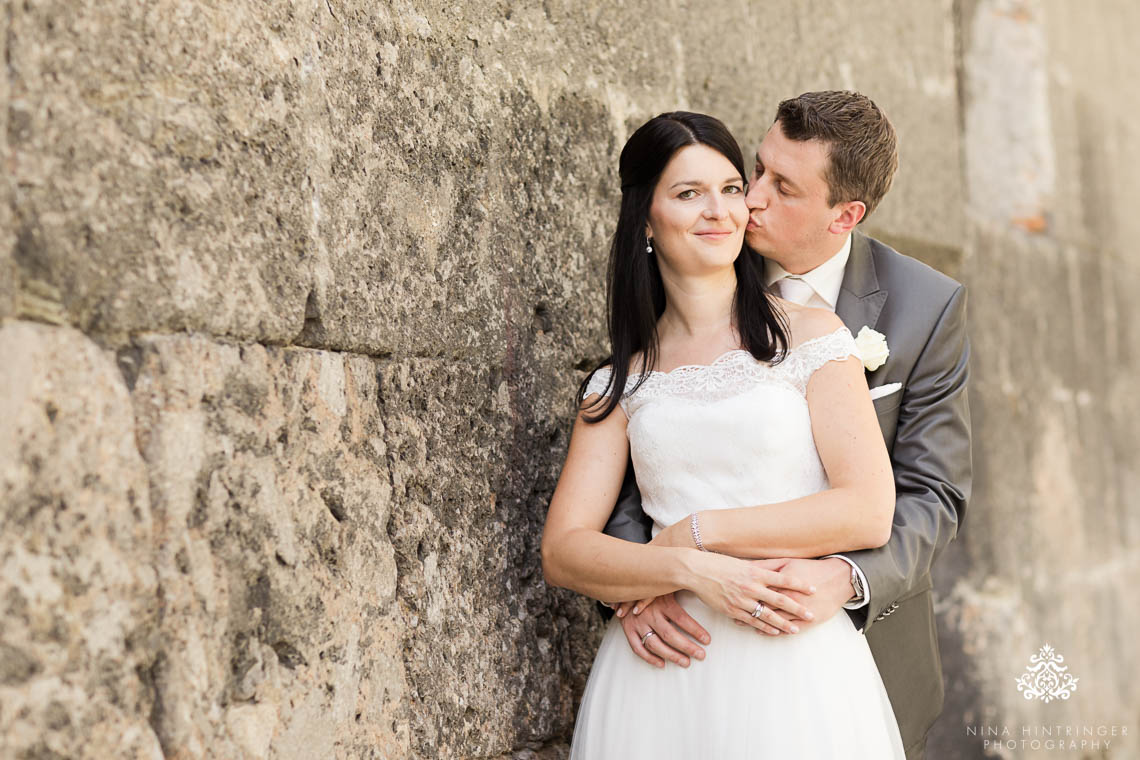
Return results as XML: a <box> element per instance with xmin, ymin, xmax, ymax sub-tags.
<box><xmin>611</xmin><ymin>350</ymin><xmax>646</xmax><ymax>377</ymax></box>
<box><xmin>787</xmin><ymin>306</ymin><xmax>847</xmax><ymax>350</ymax></box>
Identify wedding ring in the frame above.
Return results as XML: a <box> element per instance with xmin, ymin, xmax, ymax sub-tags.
<box><xmin>752</xmin><ymin>601</ymin><xmax>766</xmax><ymax>618</ymax></box>
<box><xmin>641</xmin><ymin>630</ymin><xmax>658</xmax><ymax>646</ymax></box>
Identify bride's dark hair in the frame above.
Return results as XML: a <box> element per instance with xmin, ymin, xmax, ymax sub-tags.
<box><xmin>578</xmin><ymin>111</ymin><xmax>790</xmax><ymax>423</ymax></box>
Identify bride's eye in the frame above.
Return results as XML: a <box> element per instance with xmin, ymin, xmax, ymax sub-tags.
<box><xmin>678</xmin><ymin>189</ymin><xmax>697</xmax><ymax>200</ymax></box>
<box><xmin>723</xmin><ymin>185</ymin><xmax>743</xmax><ymax>195</ymax></box>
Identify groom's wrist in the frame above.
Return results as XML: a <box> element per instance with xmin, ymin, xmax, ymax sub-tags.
<box><xmin>820</xmin><ymin>555</ymin><xmax>864</xmax><ymax>605</ymax></box>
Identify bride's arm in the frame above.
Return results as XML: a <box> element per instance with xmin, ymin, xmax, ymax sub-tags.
<box><xmin>690</xmin><ymin>332</ymin><xmax>895</xmax><ymax>559</ymax></box>
<box><xmin>541</xmin><ymin>394</ymin><xmax>696</xmax><ymax>604</ymax></box>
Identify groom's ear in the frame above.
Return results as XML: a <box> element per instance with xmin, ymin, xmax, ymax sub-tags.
<box><xmin>828</xmin><ymin>200</ymin><xmax>866</xmax><ymax>235</ymax></box>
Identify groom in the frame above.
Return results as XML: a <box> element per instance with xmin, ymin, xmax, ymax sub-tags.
<box><xmin>601</xmin><ymin>91</ymin><xmax>972</xmax><ymax>759</ymax></box>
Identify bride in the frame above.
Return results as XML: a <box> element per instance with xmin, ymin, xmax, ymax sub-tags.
<box><xmin>540</xmin><ymin>111</ymin><xmax>906</xmax><ymax>758</ymax></box>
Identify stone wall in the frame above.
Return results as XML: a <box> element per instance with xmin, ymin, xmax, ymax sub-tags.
<box><xmin>1</xmin><ymin>1</ymin><xmax>1135</xmax><ymax>758</ymax></box>
<box><xmin>929</xmin><ymin>1</ymin><xmax>1140</xmax><ymax>757</ymax></box>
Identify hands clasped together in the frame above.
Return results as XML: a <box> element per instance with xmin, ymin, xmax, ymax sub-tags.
<box><xmin>611</xmin><ymin>514</ymin><xmax>857</xmax><ymax>669</ymax></box>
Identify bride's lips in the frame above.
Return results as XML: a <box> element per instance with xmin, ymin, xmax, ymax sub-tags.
<box><xmin>694</xmin><ymin>230</ymin><xmax>735</xmax><ymax>240</ymax></box>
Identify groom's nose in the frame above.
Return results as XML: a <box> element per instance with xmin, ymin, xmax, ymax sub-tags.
<box><xmin>745</xmin><ymin>180</ymin><xmax>768</xmax><ymax>211</ymax></box>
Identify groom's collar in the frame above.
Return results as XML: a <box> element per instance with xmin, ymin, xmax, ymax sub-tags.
<box><xmin>763</xmin><ymin>234</ymin><xmax>851</xmax><ymax>310</ymax></box>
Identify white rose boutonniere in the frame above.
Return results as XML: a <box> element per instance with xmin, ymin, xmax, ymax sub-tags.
<box><xmin>854</xmin><ymin>326</ymin><xmax>890</xmax><ymax>371</ymax></box>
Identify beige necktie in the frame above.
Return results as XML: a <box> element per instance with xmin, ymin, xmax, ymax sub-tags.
<box><xmin>776</xmin><ymin>276</ymin><xmax>815</xmax><ymax>306</ymax></box>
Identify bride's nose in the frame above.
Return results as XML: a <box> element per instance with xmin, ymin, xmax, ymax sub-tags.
<box><xmin>702</xmin><ymin>193</ymin><xmax>729</xmax><ymax>219</ymax></box>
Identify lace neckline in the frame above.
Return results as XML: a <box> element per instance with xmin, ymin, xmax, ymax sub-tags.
<box><xmin>631</xmin><ymin>326</ymin><xmax>848</xmax><ymax>378</ymax></box>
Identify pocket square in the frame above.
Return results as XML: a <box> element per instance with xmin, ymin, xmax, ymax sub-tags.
<box><xmin>869</xmin><ymin>382</ymin><xmax>902</xmax><ymax>401</ymax></box>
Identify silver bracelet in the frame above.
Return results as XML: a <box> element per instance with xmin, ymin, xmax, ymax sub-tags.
<box><xmin>690</xmin><ymin>512</ymin><xmax>707</xmax><ymax>551</ymax></box>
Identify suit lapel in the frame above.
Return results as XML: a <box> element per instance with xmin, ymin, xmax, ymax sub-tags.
<box><xmin>836</xmin><ymin>231</ymin><xmax>888</xmax><ymax>333</ymax></box>
<box><xmin>838</xmin><ymin>233</ymin><xmax>893</xmax><ymax>445</ymax></box>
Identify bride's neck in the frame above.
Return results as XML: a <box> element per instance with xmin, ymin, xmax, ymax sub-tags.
<box><xmin>656</xmin><ymin>270</ymin><xmax>738</xmax><ymax>341</ymax></box>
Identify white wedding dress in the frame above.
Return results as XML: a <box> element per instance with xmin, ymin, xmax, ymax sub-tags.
<box><xmin>569</xmin><ymin>326</ymin><xmax>905</xmax><ymax>759</ymax></box>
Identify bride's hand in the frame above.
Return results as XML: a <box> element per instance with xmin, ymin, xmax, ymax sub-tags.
<box><xmin>687</xmin><ymin>552</ymin><xmax>817</xmax><ymax>635</ymax></box>
<box><xmin>616</xmin><ymin>595</ymin><xmax>657</xmax><ymax>617</ymax></box>
<box><xmin>608</xmin><ymin>517</ymin><xmax>703</xmax><ymax>619</ymax></box>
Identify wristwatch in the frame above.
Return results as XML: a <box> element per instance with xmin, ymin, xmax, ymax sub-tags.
<box><xmin>847</xmin><ymin>563</ymin><xmax>865</xmax><ymax>605</ymax></box>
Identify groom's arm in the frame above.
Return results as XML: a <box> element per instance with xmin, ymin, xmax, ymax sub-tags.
<box><xmin>602</xmin><ymin>453</ymin><xmax>654</xmax><ymax>543</ymax></box>
<box><xmin>839</xmin><ymin>284</ymin><xmax>973</xmax><ymax>633</ymax></box>
<box><xmin>595</xmin><ymin>453</ymin><xmax>653</xmax><ymax>620</ymax></box>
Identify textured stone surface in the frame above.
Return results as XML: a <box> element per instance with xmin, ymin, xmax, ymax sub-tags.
<box><xmin>0</xmin><ymin>9</ymin><xmax>13</xmax><ymax>323</ymax></box>
<box><xmin>128</xmin><ymin>333</ymin><xmax>403</xmax><ymax>760</ymax></box>
<box><xmin>929</xmin><ymin>1</ymin><xmax>1140</xmax><ymax>757</ymax></box>
<box><xmin>2</xmin><ymin>0</ymin><xmax>1137</xmax><ymax>758</ymax></box>
<box><xmin>0</xmin><ymin>322</ymin><xmax>161</xmax><ymax>760</ymax></box>
<box><xmin>379</xmin><ymin>355</ymin><xmax>598</xmax><ymax>756</ymax></box>
<box><xmin>3</xmin><ymin>0</ymin><xmax>962</xmax><ymax>357</ymax></box>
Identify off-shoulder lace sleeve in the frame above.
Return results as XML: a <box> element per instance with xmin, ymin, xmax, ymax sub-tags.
<box><xmin>581</xmin><ymin>366</ymin><xmax>632</xmax><ymax>418</ymax></box>
<box><xmin>583</xmin><ymin>366</ymin><xmax>614</xmax><ymax>399</ymax></box>
<box><xmin>779</xmin><ymin>326</ymin><xmax>860</xmax><ymax>394</ymax></box>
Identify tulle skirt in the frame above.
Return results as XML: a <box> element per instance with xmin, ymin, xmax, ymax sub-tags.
<box><xmin>569</xmin><ymin>589</ymin><xmax>905</xmax><ymax>759</ymax></box>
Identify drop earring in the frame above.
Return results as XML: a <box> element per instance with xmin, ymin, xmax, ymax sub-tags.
<box><xmin>646</xmin><ymin>238</ymin><xmax>654</xmax><ymax>254</ymax></box>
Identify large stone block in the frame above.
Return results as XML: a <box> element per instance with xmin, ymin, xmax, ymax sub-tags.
<box><xmin>378</xmin><ymin>351</ymin><xmax>601</xmax><ymax>757</ymax></box>
<box><xmin>0</xmin><ymin>321</ymin><xmax>161</xmax><ymax>759</ymax></box>
<box><xmin>5</xmin><ymin>1</ymin><xmax>322</xmax><ymax>342</ymax></box>
<box><xmin>3</xmin><ymin>0</ymin><xmax>962</xmax><ymax>361</ymax></box>
<box><xmin>127</xmin><ymin>332</ymin><xmax>403</xmax><ymax>759</ymax></box>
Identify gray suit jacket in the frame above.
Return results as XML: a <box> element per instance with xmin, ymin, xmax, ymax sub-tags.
<box><xmin>599</xmin><ymin>230</ymin><xmax>973</xmax><ymax>759</ymax></box>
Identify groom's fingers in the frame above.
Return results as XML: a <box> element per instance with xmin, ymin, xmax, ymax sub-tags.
<box><xmin>658</xmin><ymin>596</ymin><xmax>712</xmax><ymax>648</ymax></box>
<box><xmin>617</xmin><ymin>607</ymin><xmax>667</xmax><ymax>667</ymax></box>
<box><xmin>620</xmin><ymin>608</ymin><xmax>700</xmax><ymax>668</ymax></box>
<box><xmin>648</xmin><ymin>617</ymin><xmax>705</xmax><ymax>666</ymax></box>
<box><xmin>622</xmin><ymin>625</ymin><xmax>666</xmax><ymax>668</ymax></box>
<box><xmin>759</xmin><ymin>568</ymin><xmax>816</xmax><ymax>595</ymax></box>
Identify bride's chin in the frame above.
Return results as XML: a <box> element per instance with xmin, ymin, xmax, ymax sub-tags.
<box><xmin>660</xmin><ymin>249</ymin><xmax>741</xmax><ymax>274</ymax></box>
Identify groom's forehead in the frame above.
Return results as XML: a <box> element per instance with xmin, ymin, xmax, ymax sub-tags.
<box><xmin>756</xmin><ymin>134</ymin><xmax>829</xmax><ymax>183</ymax></box>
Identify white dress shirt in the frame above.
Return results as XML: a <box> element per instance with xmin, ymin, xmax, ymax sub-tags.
<box><xmin>764</xmin><ymin>234</ymin><xmax>852</xmax><ymax>309</ymax></box>
<box><xmin>764</xmin><ymin>235</ymin><xmax>871</xmax><ymax>612</ymax></box>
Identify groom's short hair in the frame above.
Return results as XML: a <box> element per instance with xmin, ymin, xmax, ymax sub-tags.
<box><xmin>775</xmin><ymin>90</ymin><xmax>898</xmax><ymax>220</ymax></box>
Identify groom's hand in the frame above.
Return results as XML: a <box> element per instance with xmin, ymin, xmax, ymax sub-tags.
<box><xmin>760</xmin><ymin>557</ymin><xmax>853</xmax><ymax>632</ymax></box>
<box><xmin>617</xmin><ymin>592</ymin><xmax>711</xmax><ymax>669</ymax></box>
